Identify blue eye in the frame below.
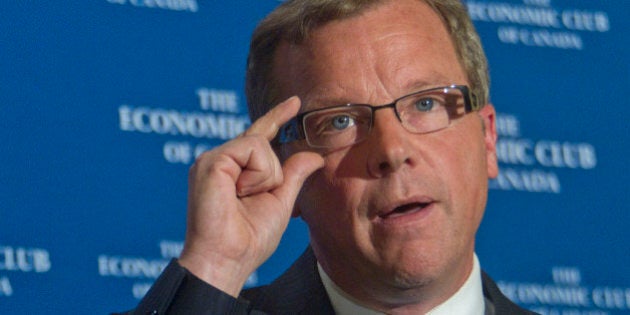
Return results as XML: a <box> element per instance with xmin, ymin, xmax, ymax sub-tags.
<box><xmin>331</xmin><ymin>115</ymin><xmax>354</xmax><ymax>130</ymax></box>
<box><xmin>414</xmin><ymin>98</ymin><xmax>435</xmax><ymax>112</ymax></box>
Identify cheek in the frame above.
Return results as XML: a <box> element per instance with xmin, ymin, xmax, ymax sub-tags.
<box><xmin>436</xmin><ymin>122</ymin><xmax>489</xmax><ymax>221</ymax></box>
<box><xmin>297</xmin><ymin>173</ymin><xmax>356</xmax><ymax>257</ymax></box>
<box><xmin>297</xmin><ymin>152</ymin><xmax>368</xmax><ymax>235</ymax></box>
<box><xmin>297</xmin><ymin>161</ymin><xmax>349</xmax><ymax>223</ymax></box>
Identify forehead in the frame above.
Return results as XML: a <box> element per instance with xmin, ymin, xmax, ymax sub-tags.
<box><xmin>272</xmin><ymin>0</ymin><xmax>467</xmax><ymax>109</ymax></box>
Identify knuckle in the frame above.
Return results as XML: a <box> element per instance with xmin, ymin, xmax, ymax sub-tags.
<box><xmin>242</xmin><ymin>135</ymin><xmax>274</xmax><ymax>157</ymax></box>
<box><xmin>190</xmin><ymin>150</ymin><xmax>213</xmax><ymax>173</ymax></box>
<box><xmin>241</xmin><ymin>133</ymin><xmax>265</xmax><ymax>145</ymax></box>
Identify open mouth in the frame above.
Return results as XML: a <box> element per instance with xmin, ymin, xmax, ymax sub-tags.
<box><xmin>378</xmin><ymin>202</ymin><xmax>432</xmax><ymax>219</ymax></box>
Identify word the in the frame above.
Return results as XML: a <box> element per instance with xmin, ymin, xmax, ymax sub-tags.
<box><xmin>159</xmin><ymin>240</ymin><xmax>183</xmax><ymax>259</ymax></box>
<box><xmin>106</xmin><ymin>0</ymin><xmax>198</xmax><ymax>12</ymax></box>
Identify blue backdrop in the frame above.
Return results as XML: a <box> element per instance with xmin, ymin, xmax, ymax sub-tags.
<box><xmin>1</xmin><ymin>0</ymin><xmax>628</xmax><ymax>314</ymax></box>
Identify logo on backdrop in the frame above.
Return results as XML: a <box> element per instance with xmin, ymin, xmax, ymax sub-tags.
<box><xmin>490</xmin><ymin>113</ymin><xmax>597</xmax><ymax>194</ymax></box>
<box><xmin>118</xmin><ymin>88</ymin><xmax>251</xmax><ymax>165</ymax></box>
<box><xmin>105</xmin><ymin>0</ymin><xmax>199</xmax><ymax>13</ymax></box>
<box><xmin>97</xmin><ymin>240</ymin><xmax>257</xmax><ymax>299</ymax></box>
<box><xmin>0</xmin><ymin>245</ymin><xmax>52</xmax><ymax>297</ymax></box>
<box><xmin>465</xmin><ymin>0</ymin><xmax>611</xmax><ymax>50</ymax></box>
<box><xmin>499</xmin><ymin>266</ymin><xmax>630</xmax><ymax>314</ymax></box>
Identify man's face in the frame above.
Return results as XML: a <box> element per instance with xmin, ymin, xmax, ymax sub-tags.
<box><xmin>274</xmin><ymin>0</ymin><xmax>498</xmax><ymax>303</ymax></box>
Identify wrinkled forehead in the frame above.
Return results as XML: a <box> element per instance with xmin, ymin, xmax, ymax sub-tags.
<box><xmin>271</xmin><ymin>0</ymin><xmax>465</xmax><ymax>111</ymax></box>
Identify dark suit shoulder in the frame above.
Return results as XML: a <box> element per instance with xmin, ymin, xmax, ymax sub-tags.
<box><xmin>241</xmin><ymin>247</ymin><xmax>334</xmax><ymax>315</ymax></box>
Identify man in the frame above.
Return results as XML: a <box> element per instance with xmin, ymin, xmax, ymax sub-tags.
<box><xmin>129</xmin><ymin>0</ymin><xmax>536</xmax><ymax>313</ymax></box>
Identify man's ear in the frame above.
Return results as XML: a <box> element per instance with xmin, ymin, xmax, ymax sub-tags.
<box><xmin>479</xmin><ymin>104</ymin><xmax>499</xmax><ymax>179</ymax></box>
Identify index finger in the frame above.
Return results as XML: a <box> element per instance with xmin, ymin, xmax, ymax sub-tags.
<box><xmin>243</xmin><ymin>96</ymin><xmax>301</xmax><ymax>140</ymax></box>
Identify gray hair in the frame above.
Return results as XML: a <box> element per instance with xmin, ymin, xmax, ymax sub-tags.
<box><xmin>245</xmin><ymin>0</ymin><xmax>489</xmax><ymax>121</ymax></box>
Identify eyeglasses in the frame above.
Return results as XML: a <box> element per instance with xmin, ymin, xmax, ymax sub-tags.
<box><xmin>276</xmin><ymin>85</ymin><xmax>479</xmax><ymax>150</ymax></box>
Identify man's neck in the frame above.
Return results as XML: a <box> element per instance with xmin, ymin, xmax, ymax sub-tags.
<box><xmin>318</xmin><ymin>254</ymin><xmax>484</xmax><ymax>315</ymax></box>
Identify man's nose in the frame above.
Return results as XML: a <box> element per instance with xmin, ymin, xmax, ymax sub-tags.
<box><xmin>365</xmin><ymin>108</ymin><xmax>414</xmax><ymax>177</ymax></box>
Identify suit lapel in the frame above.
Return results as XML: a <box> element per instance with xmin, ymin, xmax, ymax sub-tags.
<box><xmin>242</xmin><ymin>247</ymin><xmax>335</xmax><ymax>314</ymax></box>
<box><xmin>482</xmin><ymin>271</ymin><xmax>536</xmax><ymax>314</ymax></box>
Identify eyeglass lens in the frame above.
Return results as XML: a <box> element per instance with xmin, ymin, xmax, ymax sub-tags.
<box><xmin>301</xmin><ymin>86</ymin><xmax>467</xmax><ymax>149</ymax></box>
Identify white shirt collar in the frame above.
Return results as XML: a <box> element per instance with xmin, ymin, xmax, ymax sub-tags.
<box><xmin>318</xmin><ymin>254</ymin><xmax>485</xmax><ymax>315</ymax></box>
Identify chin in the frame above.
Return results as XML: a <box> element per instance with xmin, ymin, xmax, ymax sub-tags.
<box><xmin>390</xmin><ymin>270</ymin><xmax>435</xmax><ymax>289</ymax></box>
<box><xmin>366</xmin><ymin>263</ymin><xmax>444</xmax><ymax>306</ymax></box>
<box><xmin>375</xmin><ymin>242</ymin><xmax>457</xmax><ymax>291</ymax></box>
<box><xmin>376</xmin><ymin>255</ymin><xmax>436</xmax><ymax>287</ymax></box>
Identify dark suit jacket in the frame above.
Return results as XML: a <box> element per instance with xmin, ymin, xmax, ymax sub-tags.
<box><xmin>129</xmin><ymin>247</ymin><xmax>537</xmax><ymax>315</ymax></box>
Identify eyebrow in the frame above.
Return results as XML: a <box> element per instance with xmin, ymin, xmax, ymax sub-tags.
<box><xmin>403</xmin><ymin>77</ymin><xmax>451</xmax><ymax>91</ymax></box>
<box><xmin>300</xmin><ymin>87</ymin><xmax>354</xmax><ymax>111</ymax></box>
<box><xmin>300</xmin><ymin>77</ymin><xmax>454</xmax><ymax>111</ymax></box>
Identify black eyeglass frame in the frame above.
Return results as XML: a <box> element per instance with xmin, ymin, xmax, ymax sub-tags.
<box><xmin>275</xmin><ymin>84</ymin><xmax>479</xmax><ymax>148</ymax></box>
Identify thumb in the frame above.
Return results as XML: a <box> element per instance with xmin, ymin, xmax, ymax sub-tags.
<box><xmin>273</xmin><ymin>151</ymin><xmax>324</xmax><ymax>216</ymax></box>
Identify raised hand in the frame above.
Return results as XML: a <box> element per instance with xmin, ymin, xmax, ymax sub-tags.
<box><xmin>178</xmin><ymin>97</ymin><xmax>324</xmax><ymax>297</ymax></box>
